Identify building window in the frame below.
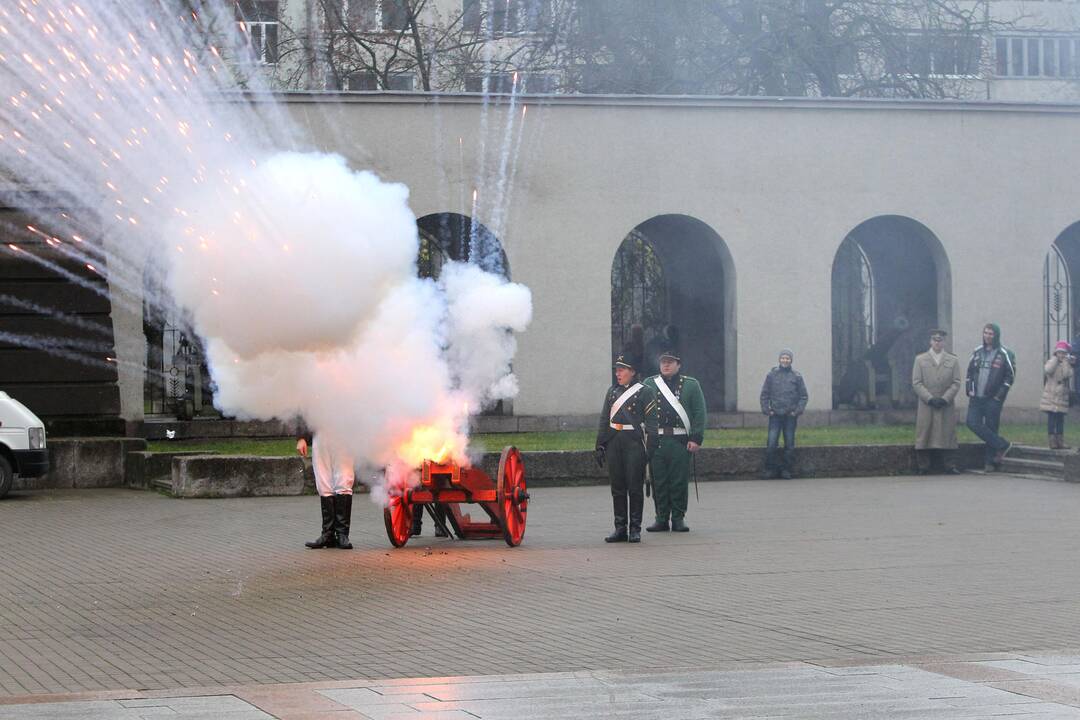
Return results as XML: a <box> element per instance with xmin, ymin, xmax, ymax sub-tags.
<box><xmin>996</xmin><ymin>35</ymin><xmax>1080</xmax><ymax>77</ymax></box>
<box><xmin>886</xmin><ymin>33</ymin><xmax>981</xmax><ymax>77</ymax></box>
<box><xmin>237</xmin><ymin>1</ymin><xmax>279</xmax><ymax>65</ymax></box>
<box><xmin>381</xmin><ymin>0</ymin><xmax>410</xmax><ymax>31</ymax></box>
<box><xmin>461</xmin><ymin>0</ymin><xmax>551</xmax><ymax>36</ymax></box>
<box><xmin>338</xmin><ymin>71</ymin><xmax>415</xmax><ymax>90</ymax></box>
<box><xmin>464</xmin><ymin>72</ymin><xmax>554</xmax><ymax>93</ymax></box>
<box><xmin>345</xmin><ymin>0</ymin><xmax>378</xmax><ymax>31</ymax></box>
<box><xmin>343</xmin><ymin>0</ymin><xmax>409</xmax><ymax>32</ymax></box>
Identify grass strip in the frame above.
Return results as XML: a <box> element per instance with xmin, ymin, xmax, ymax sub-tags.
<box><xmin>147</xmin><ymin>423</ymin><xmax>1072</xmax><ymax>455</ymax></box>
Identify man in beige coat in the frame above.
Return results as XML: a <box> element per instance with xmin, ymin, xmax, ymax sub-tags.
<box><xmin>912</xmin><ymin>329</ymin><xmax>963</xmax><ymax>474</ymax></box>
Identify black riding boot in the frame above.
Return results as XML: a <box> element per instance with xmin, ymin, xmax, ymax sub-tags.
<box><xmin>410</xmin><ymin>505</ymin><xmax>423</xmax><ymax>536</ymax></box>
<box><xmin>334</xmin><ymin>494</ymin><xmax>353</xmax><ymax>549</ymax></box>
<box><xmin>305</xmin><ymin>495</ymin><xmax>337</xmax><ymax>549</ymax></box>
<box><xmin>432</xmin><ymin>504</ymin><xmax>449</xmax><ymax>537</ymax></box>
<box><xmin>628</xmin><ymin>493</ymin><xmax>644</xmax><ymax>543</ymax></box>
<box><xmin>605</xmin><ymin>495</ymin><xmax>628</xmax><ymax>543</ymax></box>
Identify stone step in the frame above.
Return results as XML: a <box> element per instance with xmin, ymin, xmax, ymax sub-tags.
<box><xmin>998</xmin><ymin>456</ymin><xmax>1064</xmax><ymax>479</ymax></box>
<box><xmin>149</xmin><ymin>475</ymin><xmax>172</xmax><ymax>495</ymax></box>
<box><xmin>1007</xmin><ymin>444</ymin><xmax>1075</xmax><ymax>462</ymax></box>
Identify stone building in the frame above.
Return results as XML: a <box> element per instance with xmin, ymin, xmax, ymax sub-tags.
<box><xmin>6</xmin><ymin>2</ymin><xmax>1080</xmax><ymax>431</ymax></box>
<box><xmin>41</xmin><ymin>93</ymin><xmax>1080</xmax><ymax>428</ymax></box>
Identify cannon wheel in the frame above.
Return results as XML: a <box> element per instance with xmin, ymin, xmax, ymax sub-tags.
<box><xmin>383</xmin><ymin>494</ymin><xmax>413</xmax><ymax>548</ymax></box>
<box><xmin>496</xmin><ymin>446</ymin><xmax>527</xmax><ymax>547</ymax></box>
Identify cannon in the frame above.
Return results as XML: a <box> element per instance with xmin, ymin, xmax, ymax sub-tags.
<box><xmin>383</xmin><ymin>446</ymin><xmax>529</xmax><ymax>548</ymax></box>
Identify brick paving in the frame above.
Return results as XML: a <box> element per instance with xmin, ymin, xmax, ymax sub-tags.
<box><xmin>2</xmin><ymin>474</ymin><xmax>1080</xmax><ymax>700</ymax></box>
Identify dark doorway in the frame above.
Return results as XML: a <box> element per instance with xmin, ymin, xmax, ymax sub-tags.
<box><xmin>416</xmin><ymin>212</ymin><xmax>511</xmax><ymax>416</ymax></box>
<box><xmin>831</xmin><ymin>216</ymin><xmax>951</xmax><ymax>409</ymax></box>
<box><xmin>415</xmin><ymin>213</ymin><xmax>509</xmax><ymax>280</ymax></box>
<box><xmin>142</xmin><ymin>264</ymin><xmax>215</xmax><ymax>420</ymax></box>
<box><xmin>611</xmin><ymin>215</ymin><xmax>735</xmax><ymax>411</ymax></box>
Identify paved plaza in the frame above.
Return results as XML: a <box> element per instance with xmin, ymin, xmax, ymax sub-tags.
<box><xmin>3</xmin><ymin>474</ymin><xmax>1080</xmax><ymax>717</ymax></box>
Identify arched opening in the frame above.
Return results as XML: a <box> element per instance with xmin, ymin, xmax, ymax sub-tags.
<box><xmin>1047</xmin><ymin>223</ymin><xmax>1080</xmax><ymax>353</ymax></box>
<box><xmin>415</xmin><ymin>213</ymin><xmax>509</xmax><ymax>280</ymax></box>
<box><xmin>417</xmin><ymin>212</ymin><xmax>512</xmax><ymax>416</ymax></box>
<box><xmin>831</xmin><ymin>216</ymin><xmax>952</xmax><ymax>409</ymax></box>
<box><xmin>610</xmin><ymin>215</ymin><xmax>735</xmax><ymax>411</ymax></box>
<box><xmin>142</xmin><ymin>265</ymin><xmax>215</xmax><ymax>419</ymax></box>
<box><xmin>1045</xmin><ymin>243</ymin><xmax>1071</xmax><ymax>359</ymax></box>
<box><xmin>1047</xmin><ymin>222</ymin><xmax>1080</xmax><ymax>397</ymax></box>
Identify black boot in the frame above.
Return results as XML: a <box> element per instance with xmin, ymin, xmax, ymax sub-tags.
<box><xmin>645</xmin><ymin>519</ymin><xmax>669</xmax><ymax>532</ymax></box>
<box><xmin>334</xmin><ymin>494</ymin><xmax>353</xmax><ymax>549</ymax></box>
<box><xmin>305</xmin><ymin>496</ymin><xmax>337</xmax><ymax>549</ymax></box>
<box><xmin>628</xmin><ymin>494</ymin><xmax>644</xmax><ymax>543</ymax></box>
<box><xmin>670</xmin><ymin>517</ymin><xmax>690</xmax><ymax>532</ymax></box>
<box><xmin>604</xmin><ymin>495</ymin><xmax>628</xmax><ymax>543</ymax></box>
<box><xmin>432</xmin><ymin>504</ymin><xmax>450</xmax><ymax>538</ymax></box>
<box><xmin>410</xmin><ymin>504</ymin><xmax>423</xmax><ymax>536</ymax></box>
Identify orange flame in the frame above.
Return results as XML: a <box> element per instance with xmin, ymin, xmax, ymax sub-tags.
<box><xmin>395</xmin><ymin>424</ymin><xmax>457</xmax><ymax>467</ymax></box>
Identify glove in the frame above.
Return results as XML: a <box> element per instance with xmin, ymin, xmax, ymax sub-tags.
<box><xmin>594</xmin><ymin>446</ymin><xmax>606</xmax><ymax>469</ymax></box>
<box><xmin>929</xmin><ymin>397</ymin><xmax>947</xmax><ymax>409</ymax></box>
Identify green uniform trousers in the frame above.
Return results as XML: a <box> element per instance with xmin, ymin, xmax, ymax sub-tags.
<box><xmin>650</xmin><ymin>436</ymin><xmax>690</xmax><ymax>522</ymax></box>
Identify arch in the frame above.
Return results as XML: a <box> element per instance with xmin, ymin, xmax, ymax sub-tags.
<box><xmin>415</xmin><ymin>212</ymin><xmax>509</xmax><ymax>280</ymax></box>
<box><xmin>416</xmin><ymin>212</ymin><xmax>512</xmax><ymax>416</ymax></box>
<box><xmin>1049</xmin><ymin>221</ymin><xmax>1080</xmax><ymax>356</ymax></box>
<box><xmin>141</xmin><ymin>263</ymin><xmax>215</xmax><ymax>419</ymax></box>
<box><xmin>1045</xmin><ymin>242</ymin><xmax>1071</xmax><ymax>360</ymax></box>
<box><xmin>610</xmin><ymin>214</ymin><xmax>736</xmax><ymax>411</ymax></box>
<box><xmin>830</xmin><ymin>215</ymin><xmax>952</xmax><ymax>409</ymax></box>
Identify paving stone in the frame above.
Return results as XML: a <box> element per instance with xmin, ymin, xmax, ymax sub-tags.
<box><xmin>4</xmin><ymin>477</ymin><xmax>1080</xmax><ymax>716</ymax></box>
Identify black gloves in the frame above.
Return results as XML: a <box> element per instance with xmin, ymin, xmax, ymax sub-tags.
<box><xmin>928</xmin><ymin>397</ymin><xmax>948</xmax><ymax>409</ymax></box>
<box><xmin>594</xmin><ymin>446</ymin><xmax>606</xmax><ymax>469</ymax></box>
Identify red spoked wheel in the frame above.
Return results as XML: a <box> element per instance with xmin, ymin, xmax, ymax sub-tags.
<box><xmin>383</xmin><ymin>492</ymin><xmax>414</xmax><ymax>548</ymax></box>
<box><xmin>496</xmin><ymin>446</ymin><xmax>528</xmax><ymax>547</ymax></box>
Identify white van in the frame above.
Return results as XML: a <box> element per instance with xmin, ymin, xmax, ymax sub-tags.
<box><xmin>0</xmin><ymin>391</ymin><xmax>48</xmax><ymax>499</ymax></box>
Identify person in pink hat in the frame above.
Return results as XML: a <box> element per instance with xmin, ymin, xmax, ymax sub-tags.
<box><xmin>1040</xmin><ymin>340</ymin><xmax>1074</xmax><ymax>449</ymax></box>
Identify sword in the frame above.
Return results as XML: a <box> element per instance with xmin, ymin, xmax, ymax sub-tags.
<box><xmin>645</xmin><ymin>463</ymin><xmax>652</xmax><ymax>498</ymax></box>
<box><xmin>692</xmin><ymin>451</ymin><xmax>699</xmax><ymax>502</ymax></box>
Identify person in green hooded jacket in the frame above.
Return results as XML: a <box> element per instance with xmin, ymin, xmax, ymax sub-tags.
<box><xmin>643</xmin><ymin>348</ymin><xmax>706</xmax><ymax>533</ymax></box>
<box><xmin>965</xmin><ymin>322</ymin><xmax>1016</xmax><ymax>471</ymax></box>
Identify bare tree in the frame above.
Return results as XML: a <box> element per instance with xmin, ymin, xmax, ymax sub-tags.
<box><xmin>555</xmin><ymin>0</ymin><xmax>1011</xmax><ymax>99</ymax></box>
<box><xmin>279</xmin><ymin>0</ymin><xmax>569</xmax><ymax>92</ymax></box>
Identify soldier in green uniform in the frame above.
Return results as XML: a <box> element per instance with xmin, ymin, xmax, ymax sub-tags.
<box><xmin>595</xmin><ymin>353</ymin><xmax>657</xmax><ymax>544</ymax></box>
<box><xmin>644</xmin><ymin>349</ymin><xmax>706</xmax><ymax>533</ymax></box>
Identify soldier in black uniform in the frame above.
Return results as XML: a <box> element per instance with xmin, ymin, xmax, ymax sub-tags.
<box><xmin>595</xmin><ymin>353</ymin><xmax>657</xmax><ymax>543</ymax></box>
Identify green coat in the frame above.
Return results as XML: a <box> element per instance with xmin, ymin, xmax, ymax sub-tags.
<box><xmin>644</xmin><ymin>374</ymin><xmax>706</xmax><ymax>444</ymax></box>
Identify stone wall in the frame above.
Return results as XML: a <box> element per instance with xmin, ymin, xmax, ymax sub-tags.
<box><xmin>15</xmin><ymin>438</ymin><xmax>147</xmax><ymax>490</ymax></box>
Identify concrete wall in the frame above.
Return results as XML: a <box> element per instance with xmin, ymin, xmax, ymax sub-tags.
<box><xmin>252</xmin><ymin>94</ymin><xmax>1080</xmax><ymax>418</ymax></box>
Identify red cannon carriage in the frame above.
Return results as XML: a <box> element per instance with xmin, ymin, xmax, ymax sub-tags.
<box><xmin>383</xmin><ymin>446</ymin><xmax>529</xmax><ymax>548</ymax></box>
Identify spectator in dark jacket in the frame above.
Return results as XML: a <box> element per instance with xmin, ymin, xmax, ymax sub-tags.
<box><xmin>965</xmin><ymin>322</ymin><xmax>1015</xmax><ymax>471</ymax></box>
<box><xmin>760</xmin><ymin>349</ymin><xmax>809</xmax><ymax>479</ymax></box>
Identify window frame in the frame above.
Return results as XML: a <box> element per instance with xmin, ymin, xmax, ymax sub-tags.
<box><xmin>995</xmin><ymin>34</ymin><xmax>1080</xmax><ymax>78</ymax></box>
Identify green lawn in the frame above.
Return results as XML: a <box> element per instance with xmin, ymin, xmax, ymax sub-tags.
<box><xmin>147</xmin><ymin>423</ymin><xmax>1072</xmax><ymax>455</ymax></box>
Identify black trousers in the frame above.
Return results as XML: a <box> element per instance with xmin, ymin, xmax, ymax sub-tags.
<box><xmin>606</xmin><ymin>431</ymin><xmax>645</xmax><ymax>529</ymax></box>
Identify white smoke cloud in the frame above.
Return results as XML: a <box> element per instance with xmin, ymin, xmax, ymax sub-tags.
<box><xmin>441</xmin><ymin>263</ymin><xmax>533</xmax><ymax>405</ymax></box>
<box><xmin>0</xmin><ymin>0</ymin><xmax>533</xmax><ymax>499</ymax></box>
<box><xmin>165</xmin><ymin>152</ymin><xmax>418</xmax><ymax>359</ymax></box>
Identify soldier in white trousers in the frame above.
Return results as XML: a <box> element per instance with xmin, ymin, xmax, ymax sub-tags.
<box><xmin>296</xmin><ymin>433</ymin><xmax>355</xmax><ymax>549</ymax></box>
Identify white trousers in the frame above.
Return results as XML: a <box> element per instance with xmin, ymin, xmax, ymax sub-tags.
<box><xmin>312</xmin><ymin>435</ymin><xmax>355</xmax><ymax>497</ymax></box>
